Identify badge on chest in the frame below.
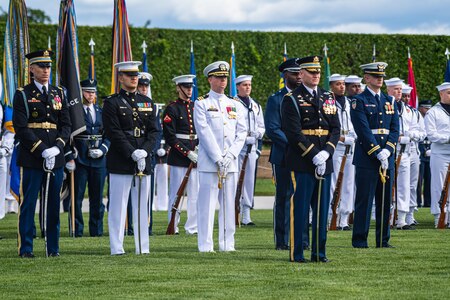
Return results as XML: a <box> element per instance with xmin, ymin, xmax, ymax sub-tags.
<box><xmin>226</xmin><ymin>105</ymin><xmax>237</xmax><ymax>119</ymax></box>
<box><xmin>52</xmin><ymin>95</ymin><xmax>62</xmax><ymax>110</ymax></box>
<box><xmin>323</xmin><ymin>99</ymin><xmax>337</xmax><ymax>115</ymax></box>
<box><xmin>384</xmin><ymin>102</ymin><xmax>395</xmax><ymax>114</ymax></box>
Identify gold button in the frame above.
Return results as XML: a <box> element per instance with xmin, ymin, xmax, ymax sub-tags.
<box><xmin>381</xmin><ymin>137</ymin><xmax>384</xmax><ymax>140</ymax></box>
<box><xmin>371</xmin><ymin>144</ymin><xmax>374</xmax><ymax>147</ymax></box>
<box><xmin>224</xmin><ymin>122</ymin><xmax>227</xmax><ymax>125</ymax></box>
<box><xmin>134</xmin><ymin>118</ymin><xmax>137</xmax><ymax>121</ymax></box>
<box><xmin>379</xmin><ymin>112</ymin><xmax>382</xmax><ymax>115</ymax></box>
<box><xmin>46</xmin><ymin>130</ymin><xmax>49</xmax><ymax>132</ymax></box>
<box><xmin>319</xmin><ymin>118</ymin><xmax>322</xmax><ymax>121</ymax></box>
<box><xmin>318</xmin><ymin>126</ymin><xmax>322</xmax><ymax>129</ymax></box>
<box><xmin>47</xmin><ymin>105</ymin><xmax>50</xmax><ymax>108</ymax></box>
<box><xmin>123</xmin><ymin>113</ymin><xmax>126</xmax><ymax>115</ymax></box>
<box><xmin>47</xmin><ymin>114</ymin><xmax>50</xmax><ymax>116</ymax></box>
<box><xmin>133</xmin><ymin>108</ymin><xmax>136</xmax><ymax>111</ymax></box>
<box><xmin>380</xmin><ymin>121</ymin><xmax>383</xmax><ymax>124</ymax></box>
<box><xmin>132</xmin><ymin>99</ymin><xmax>135</xmax><ymax>102</ymax></box>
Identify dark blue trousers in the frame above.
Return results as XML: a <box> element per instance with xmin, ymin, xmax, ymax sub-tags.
<box><xmin>272</xmin><ymin>164</ymin><xmax>293</xmax><ymax>248</ymax></box>
<box><xmin>19</xmin><ymin>167</ymin><xmax>63</xmax><ymax>255</ymax></box>
<box><xmin>417</xmin><ymin>160</ymin><xmax>431</xmax><ymax>207</ymax></box>
<box><xmin>290</xmin><ymin>172</ymin><xmax>330</xmax><ymax>262</ymax></box>
<box><xmin>352</xmin><ymin>167</ymin><xmax>393</xmax><ymax>248</ymax></box>
<box><xmin>74</xmin><ymin>164</ymin><xmax>106</xmax><ymax>236</ymax></box>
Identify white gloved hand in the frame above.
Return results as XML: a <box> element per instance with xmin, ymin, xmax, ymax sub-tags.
<box><xmin>131</xmin><ymin>149</ymin><xmax>148</xmax><ymax>162</ymax></box>
<box><xmin>251</xmin><ymin>131</ymin><xmax>261</xmax><ymax>139</ymax></box>
<box><xmin>156</xmin><ymin>148</ymin><xmax>166</xmax><ymax>157</ymax></box>
<box><xmin>425</xmin><ymin>150</ymin><xmax>431</xmax><ymax>157</ymax></box>
<box><xmin>312</xmin><ymin>150</ymin><xmax>330</xmax><ymax>166</ymax></box>
<box><xmin>45</xmin><ymin>156</ymin><xmax>55</xmax><ymax>170</ymax></box>
<box><xmin>0</xmin><ymin>148</ymin><xmax>6</xmax><ymax>159</ymax></box>
<box><xmin>376</xmin><ymin>149</ymin><xmax>390</xmax><ymax>161</ymax></box>
<box><xmin>187</xmin><ymin>151</ymin><xmax>198</xmax><ymax>163</ymax></box>
<box><xmin>399</xmin><ymin>136</ymin><xmax>411</xmax><ymax>145</ymax></box>
<box><xmin>42</xmin><ymin>146</ymin><xmax>60</xmax><ymax>159</ymax></box>
<box><xmin>216</xmin><ymin>161</ymin><xmax>228</xmax><ymax>176</ymax></box>
<box><xmin>409</xmin><ymin>131</ymin><xmax>419</xmax><ymax>142</ymax></box>
<box><xmin>380</xmin><ymin>158</ymin><xmax>388</xmax><ymax>170</ymax></box>
<box><xmin>220</xmin><ymin>152</ymin><xmax>235</xmax><ymax>169</ymax></box>
<box><xmin>344</xmin><ymin>136</ymin><xmax>355</xmax><ymax>146</ymax></box>
<box><xmin>245</xmin><ymin>136</ymin><xmax>257</xmax><ymax>145</ymax></box>
<box><xmin>316</xmin><ymin>163</ymin><xmax>326</xmax><ymax>176</ymax></box>
<box><xmin>89</xmin><ymin>149</ymin><xmax>103</xmax><ymax>159</ymax></box>
<box><xmin>65</xmin><ymin>160</ymin><xmax>76</xmax><ymax>172</ymax></box>
<box><xmin>137</xmin><ymin>158</ymin><xmax>146</xmax><ymax>172</ymax></box>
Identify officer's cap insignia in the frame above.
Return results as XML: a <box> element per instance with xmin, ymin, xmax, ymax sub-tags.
<box><xmin>219</xmin><ymin>64</ymin><xmax>227</xmax><ymax>71</ymax></box>
<box><xmin>313</xmin><ymin>56</ymin><xmax>319</xmax><ymax>63</ymax></box>
<box><xmin>378</xmin><ymin>64</ymin><xmax>385</xmax><ymax>71</ymax></box>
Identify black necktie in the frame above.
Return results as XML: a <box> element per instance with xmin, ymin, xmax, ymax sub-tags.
<box><xmin>86</xmin><ymin>107</ymin><xmax>94</xmax><ymax>124</ymax></box>
<box><xmin>375</xmin><ymin>94</ymin><xmax>380</xmax><ymax>102</ymax></box>
<box><xmin>42</xmin><ymin>85</ymin><xmax>48</xmax><ymax>98</ymax></box>
<box><xmin>313</xmin><ymin>90</ymin><xmax>317</xmax><ymax>99</ymax></box>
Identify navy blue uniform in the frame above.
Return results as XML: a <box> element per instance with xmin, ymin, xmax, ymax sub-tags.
<box><xmin>350</xmin><ymin>88</ymin><xmax>399</xmax><ymax>248</ymax></box>
<box><xmin>13</xmin><ymin>82</ymin><xmax>71</xmax><ymax>256</ymax></box>
<box><xmin>417</xmin><ymin>138</ymin><xmax>431</xmax><ymax>207</ymax></box>
<box><xmin>281</xmin><ymin>84</ymin><xmax>340</xmax><ymax>262</ymax></box>
<box><xmin>72</xmin><ymin>104</ymin><xmax>110</xmax><ymax>237</ymax></box>
<box><xmin>265</xmin><ymin>87</ymin><xmax>293</xmax><ymax>249</ymax></box>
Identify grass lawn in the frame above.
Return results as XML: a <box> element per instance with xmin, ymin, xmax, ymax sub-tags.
<box><xmin>0</xmin><ymin>208</ymin><xmax>449</xmax><ymax>299</ymax></box>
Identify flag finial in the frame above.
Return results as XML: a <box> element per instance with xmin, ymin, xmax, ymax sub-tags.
<box><xmin>191</xmin><ymin>40</ymin><xmax>193</xmax><ymax>52</ymax></box>
<box><xmin>284</xmin><ymin>42</ymin><xmax>287</xmax><ymax>55</ymax></box>
<box><xmin>323</xmin><ymin>43</ymin><xmax>328</xmax><ymax>56</ymax></box>
<box><xmin>48</xmin><ymin>36</ymin><xmax>52</xmax><ymax>50</ymax></box>
<box><xmin>445</xmin><ymin>48</ymin><xmax>450</xmax><ymax>60</ymax></box>
<box><xmin>89</xmin><ymin>38</ymin><xmax>95</xmax><ymax>52</ymax></box>
<box><xmin>231</xmin><ymin>41</ymin><xmax>235</xmax><ymax>53</ymax></box>
<box><xmin>407</xmin><ymin>47</ymin><xmax>411</xmax><ymax>59</ymax></box>
<box><xmin>141</xmin><ymin>40</ymin><xmax>147</xmax><ymax>53</ymax></box>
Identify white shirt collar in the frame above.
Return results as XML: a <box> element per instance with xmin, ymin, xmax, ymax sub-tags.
<box><xmin>34</xmin><ymin>80</ymin><xmax>48</xmax><ymax>94</ymax></box>
<box><xmin>367</xmin><ymin>86</ymin><xmax>381</xmax><ymax>98</ymax></box>
<box><xmin>303</xmin><ymin>84</ymin><xmax>317</xmax><ymax>97</ymax></box>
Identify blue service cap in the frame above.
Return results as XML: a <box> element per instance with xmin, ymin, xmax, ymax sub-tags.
<box><xmin>80</xmin><ymin>79</ymin><xmax>97</xmax><ymax>92</ymax></box>
<box><xmin>418</xmin><ymin>99</ymin><xmax>432</xmax><ymax>108</ymax></box>
<box><xmin>278</xmin><ymin>58</ymin><xmax>300</xmax><ymax>73</ymax></box>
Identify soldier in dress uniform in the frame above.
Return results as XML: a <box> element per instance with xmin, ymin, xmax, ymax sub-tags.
<box><xmin>424</xmin><ymin>83</ymin><xmax>450</xmax><ymax>228</ymax></box>
<box><xmin>328</xmin><ymin>74</ymin><xmax>357</xmax><ymax>230</ymax></box>
<box><xmin>350</xmin><ymin>62</ymin><xmax>399</xmax><ymax>248</ymax></box>
<box><xmin>163</xmin><ymin>74</ymin><xmax>199</xmax><ymax>235</ymax></box>
<box><xmin>234</xmin><ymin>75</ymin><xmax>265</xmax><ymax>226</ymax></box>
<box><xmin>0</xmin><ymin>104</ymin><xmax>14</xmax><ymax>219</ymax></box>
<box><xmin>265</xmin><ymin>58</ymin><xmax>303</xmax><ymax>250</ymax></box>
<box><xmin>193</xmin><ymin>61</ymin><xmax>247</xmax><ymax>252</ymax></box>
<box><xmin>102</xmin><ymin>61</ymin><xmax>159</xmax><ymax>255</ymax></box>
<box><xmin>417</xmin><ymin>100</ymin><xmax>432</xmax><ymax>208</ymax></box>
<box><xmin>281</xmin><ymin>56</ymin><xmax>340</xmax><ymax>263</ymax></box>
<box><xmin>13</xmin><ymin>50</ymin><xmax>71</xmax><ymax>257</ymax></box>
<box><xmin>400</xmin><ymin>84</ymin><xmax>426</xmax><ymax>226</ymax></box>
<box><xmin>345</xmin><ymin>75</ymin><xmax>363</xmax><ymax>97</ymax></box>
<box><xmin>72</xmin><ymin>79</ymin><xmax>109</xmax><ymax>237</ymax></box>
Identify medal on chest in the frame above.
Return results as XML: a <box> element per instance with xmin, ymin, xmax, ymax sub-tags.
<box><xmin>384</xmin><ymin>102</ymin><xmax>394</xmax><ymax>114</ymax></box>
<box><xmin>226</xmin><ymin>105</ymin><xmax>237</xmax><ymax>119</ymax></box>
<box><xmin>323</xmin><ymin>98</ymin><xmax>337</xmax><ymax>115</ymax></box>
<box><xmin>52</xmin><ymin>94</ymin><xmax>62</xmax><ymax>110</ymax></box>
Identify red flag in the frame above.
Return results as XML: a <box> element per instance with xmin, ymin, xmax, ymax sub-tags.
<box><xmin>407</xmin><ymin>48</ymin><xmax>418</xmax><ymax>108</ymax></box>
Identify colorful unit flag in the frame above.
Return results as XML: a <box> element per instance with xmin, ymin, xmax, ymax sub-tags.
<box><xmin>190</xmin><ymin>40</ymin><xmax>199</xmax><ymax>101</ymax></box>
<box><xmin>407</xmin><ymin>47</ymin><xmax>418</xmax><ymax>109</ymax></box>
<box><xmin>229</xmin><ymin>42</ymin><xmax>237</xmax><ymax>97</ymax></box>
<box><xmin>323</xmin><ymin>43</ymin><xmax>330</xmax><ymax>91</ymax></box>
<box><xmin>279</xmin><ymin>43</ymin><xmax>287</xmax><ymax>89</ymax></box>
<box><xmin>444</xmin><ymin>48</ymin><xmax>450</xmax><ymax>82</ymax></box>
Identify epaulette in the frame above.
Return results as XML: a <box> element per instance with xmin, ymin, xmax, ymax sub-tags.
<box><xmin>197</xmin><ymin>94</ymin><xmax>209</xmax><ymax>101</ymax></box>
<box><xmin>285</xmin><ymin>92</ymin><xmax>292</xmax><ymax>97</ymax></box>
<box><xmin>227</xmin><ymin>95</ymin><xmax>234</xmax><ymax>99</ymax></box>
<box><xmin>17</xmin><ymin>87</ymin><xmax>24</xmax><ymax>91</ymax></box>
<box><xmin>233</xmin><ymin>96</ymin><xmax>240</xmax><ymax>101</ymax></box>
<box><xmin>103</xmin><ymin>93</ymin><xmax>118</xmax><ymax>100</ymax></box>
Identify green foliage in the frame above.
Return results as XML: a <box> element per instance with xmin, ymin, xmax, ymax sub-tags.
<box><xmin>1</xmin><ymin>22</ymin><xmax>450</xmax><ymax>108</ymax></box>
<box><xmin>0</xmin><ymin>209</ymin><xmax>449</xmax><ymax>299</ymax></box>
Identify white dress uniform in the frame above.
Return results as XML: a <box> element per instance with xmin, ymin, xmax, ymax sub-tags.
<box><xmin>236</xmin><ymin>95</ymin><xmax>265</xmax><ymax>225</ymax></box>
<box><xmin>424</xmin><ymin>100</ymin><xmax>450</xmax><ymax>227</ymax></box>
<box><xmin>194</xmin><ymin>89</ymin><xmax>247</xmax><ymax>252</ymax></box>
<box><xmin>154</xmin><ymin>141</ymin><xmax>169</xmax><ymax>211</ymax></box>
<box><xmin>329</xmin><ymin>95</ymin><xmax>357</xmax><ymax>228</ymax></box>
<box><xmin>0</xmin><ymin>105</ymin><xmax>15</xmax><ymax>219</ymax></box>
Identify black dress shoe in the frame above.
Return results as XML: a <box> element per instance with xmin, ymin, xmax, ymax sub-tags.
<box><xmin>342</xmin><ymin>226</ymin><xmax>351</xmax><ymax>231</ymax></box>
<box><xmin>242</xmin><ymin>222</ymin><xmax>256</xmax><ymax>226</ymax></box>
<box><xmin>353</xmin><ymin>245</ymin><xmax>369</xmax><ymax>248</ymax></box>
<box><xmin>291</xmin><ymin>258</ymin><xmax>308</xmax><ymax>263</ymax></box>
<box><xmin>319</xmin><ymin>258</ymin><xmax>331</xmax><ymax>263</ymax></box>
<box><xmin>383</xmin><ymin>244</ymin><xmax>395</xmax><ymax>248</ymax></box>
<box><xmin>398</xmin><ymin>225</ymin><xmax>415</xmax><ymax>230</ymax></box>
<box><xmin>20</xmin><ymin>252</ymin><xmax>35</xmax><ymax>258</ymax></box>
<box><xmin>276</xmin><ymin>245</ymin><xmax>289</xmax><ymax>250</ymax></box>
<box><xmin>48</xmin><ymin>253</ymin><xmax>60</xmax><ymax>257</ymax></box>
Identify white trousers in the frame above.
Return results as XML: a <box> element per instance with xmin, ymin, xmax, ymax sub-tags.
<box><xmin>154</xmin><ymin>163</ymin><xmax>169</xmax><ymax>211</ymax></box>
<box><xmin>109</xmin><ymin>173</ymin><xmax>150</xmax><ymax>255</ymax></box>
<box><xmin>0</xmin><ymin>156</ymin><xmax>7</xmax><ymax>219</ymax></box>
<box><xmin>396</xmin><ymin>153</ymin><xmax>411</xmax><ymax>213</ymax></box>
<box><xmin>238</xmin><ymin>151</ymin><xmax>258</xmax><ymax>224</ymax></box>
<box><xmin>168</xmin><ymin>165</ymin><xmax>199</xmax><ymax>234</ymax></box>
<box><xmin>329</xmin><ymin>148</ymin><xmax>355</xmax><ymax>227</ymax></box>
<box><xmin>430</xmin><ymin>153</ymin><xmax>450</xmax><ymax>215</ymax></box>
<box><xmin>197</xmin><ymin>171</ymin><xmax>237</xmax><ymax>252</ymax></box>
<box><xmin>408</xmin><ymin>149</ymin><xmax>420</xmax><ymax>209</ymax></box>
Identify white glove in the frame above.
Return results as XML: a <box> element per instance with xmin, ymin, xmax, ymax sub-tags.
<box><xmin>425</xmin><ymin>150</ymin><xmax>431</xmax><ymax>157</ymax></box>
<box><xmin>221</xmin><ymin>152</ymin><xmax>235</xmax><ymax>169</ymax></box>
<box><xmin>376</xmin><ymin>149</ymin><xmax>390</xmax><ymax>161</ymax></box>
<box><xmin>409</xmin><ymin>131</ymin><xmax>419</xmax><ymax>142</ymax></box>
<box><xmin>45</xmin><ymin>156</ymin><xmax>55</xmax><ymax>170</ymax></box>
<box><xmin>42</xmin><ymin>146</ymin><xmax>60</xmax><ymax>159</ymax></box>
<box><xmin>380</xmin><ymin>158</ymin><xmax>388</xmax><ymax>170</ymax></box>
<box><xmin>245</xmin><ymin>136</ymin><xmax>257</xmax><ymax>145</ymax></box>
<box><xmin>399</xmin><ymin>136</ymin><xmax>410</xmax><ymax>145</ymax></box>
<box><xmin>65</xmin><ymin>160</ymin><xmax>76</xmax><ymax>172</ymax></box>
<box><xmin>89</xmin><ymin>149</ymin><xmax>104</xmax><ymax>159</ymax></box>
<box><xmin>312</xmin><ymin>150</ymin><xmax>330</xmax><ymax>166</ymax></box>
<box><xmin>137</xmin><ymin>158</ymin><xmax>146</xmax><ymax>172</ymax></box>
<box><xmin>131</xmin><ymin>149</ymin><xmax>148</xmax><ymax>162</ymax></box>
<box><xmin>251</xmin><ymin>131</ymin><xmax>261</xmax><ymax>139</ymax></box>
<box><xmin>343</xmin><ymin>136</ymin><xmax>355</xmax><ymax>146</ymax></box>
<box><xmin>316</xmin><ymin>163</ymin><xmax>326</xmax><ymax>176</ymax></box>
<box><xmin>0</xmin><ymin>148</ymin><xmax>6</xmax><ymax>159</ymax></box>
<box><xmin>156</xmin><ymin>148</ymin><xmax>166</xmax><ymax>157</ymax></box>
<box><xmin>187</xmin><ymin>151</ymin><xmax>198</xmax><ymax>163</ymax></box>
<box><xmin>216</xmin><ymin>161</ymin><xmax>228</xmax><ymax>176</ymax></box>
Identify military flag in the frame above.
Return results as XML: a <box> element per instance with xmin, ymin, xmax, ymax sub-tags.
<box><xmin>229</xmin><ymin>41</ymin><xmax>237</xmax><ymax>97</ymax></box>
<box><xmin>407</xmin><ymin>47</ymin><xmax>418</xmax><ymax>109</ymax></box>
<box><xmin>141</xmin><ymin>40</ymin><xmax>152</xmax><ymax>98</ymax></box>
<box><xmin>323</xmin><ymin>43</ymin><xmax>331</xmax><ymax>91</ymax></box>
<box><xmin>2</xmin><ymin>0</ymin><xmax>30</xmax><ymax>200</ymax></box>
<box><xmin>111</xmin><ymin>0</ymin><xmax>133</xmax><ymax>94</ymax></box>
<box><xmin>56</xmin><ymin>0</ymin><xmax>85</xmax><ymax>138</ymax></box>
<box><xmin>279</xmin><ymin>43</ymin><xmax>287</xmax><ymax>89</ymax></box>
<box><xmin>190</xmin><ymin>40</ymin><xmax>199</xmax><ymax>101</ymax></box>
<box><xmin>48</xmin><ymin>36</ymin><xmax>53</xmax><ymax>84</ymax></box>
<box><xmin>444</xmin><ymin>48</ymin><xmax>450</xmax><ymax>82</ymax></box>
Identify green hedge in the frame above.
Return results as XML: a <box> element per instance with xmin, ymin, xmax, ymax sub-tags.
<box><xmin>2</xmin><ymin>22</ymin><xmax>450</xmax><ymax>107</ymax></box>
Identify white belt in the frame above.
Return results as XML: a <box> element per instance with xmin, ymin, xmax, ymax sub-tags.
<box><xmin>371</xmin><ymin>129</ymin><xmax>390</xmax><ymax>135</ymax></box>
<box><xmin>175</xmin><ymin>133</ymin><xmax>197</xmax><ymax>140</ymax></box>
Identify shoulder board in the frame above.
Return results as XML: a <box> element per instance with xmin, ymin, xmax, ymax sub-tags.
<box><xmin>197</xmin><ymin>94</ymin><xmax>209</xmax><ymax>101</ymax></box>
<box><xmin>104</xmin><ymin>93</ymin><xmax>118</xmax><ymax>100</ymax></box>
<box><xmin>227</xmin><ymin>95</ymin><xmax>234</xmax><ymax>99</ymax></box>
<box><xmin>17</xmin><ymin>87</ymin><xmax>24</xmax><ymax>91</ymax></box>
<box><xmin>285</xmin><ymin>92</ymin><xmax>292</xmax><ymax>97</ymax></box>
<box><xmin>233</xmin><ymin>96</ymin><xmax>240</xmax><ymax>101</ymax></box>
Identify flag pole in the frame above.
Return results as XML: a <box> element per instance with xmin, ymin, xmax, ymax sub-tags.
<box><xmin>445</xmin><ymin>48</ymin><xmax>450</xmax><ymax>60</ymax></box>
